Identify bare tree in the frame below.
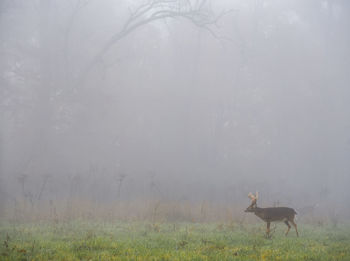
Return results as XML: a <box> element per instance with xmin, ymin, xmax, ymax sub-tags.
<box><xmin>116</xmin><ymin>173</ymin><xmax>127</xmax><ymax>199</ymax></box>
<box><xmin>78</xmin><ymin>0</ymin><xmax>224</xmax><ymax>85</ymax></box>
<box><xmin>37</xmin><ymin>174</ymin><xmax>50</xmax><ymax>201</ymax></box>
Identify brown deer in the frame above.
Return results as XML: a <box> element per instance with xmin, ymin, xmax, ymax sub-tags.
<box><xmin>245</xmin><ymin>192</ymin><xmax>299</xmax><ymax>237</ymax></box>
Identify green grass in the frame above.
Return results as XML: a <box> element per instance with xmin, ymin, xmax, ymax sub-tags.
<box><xmin>0</xmin><ymin>221</ymin><xmax>349</xmax><ymax>260</ymax></box>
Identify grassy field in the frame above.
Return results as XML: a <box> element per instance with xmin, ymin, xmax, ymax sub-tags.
<box><xmin>0</xmin><ymin>221</ymin><xmax>349</xmax><ymax>261</ymax></box>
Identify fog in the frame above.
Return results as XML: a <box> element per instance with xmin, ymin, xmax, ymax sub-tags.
<box><xmin>1</xmin><ymin>0</ymin><xmax>349</xmax><ymax>222</ymax></box>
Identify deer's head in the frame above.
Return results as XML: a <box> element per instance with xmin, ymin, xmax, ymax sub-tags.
<box><xmin>245</xmin><ymin>192</ymin><xmax>258</xmax><ymax>212</ymax></box>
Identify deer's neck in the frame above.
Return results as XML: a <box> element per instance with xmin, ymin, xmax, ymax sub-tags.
<box><xmin>253</xmin><ymin>207</ymin><xmax>267</xmax><ymax>220</ymax></box>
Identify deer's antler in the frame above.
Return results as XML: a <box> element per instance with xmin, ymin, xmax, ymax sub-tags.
<box><xmin>248</xmin><ymin>192</ymin><xmax>258</xmax><ymax>208</ymax></box>
<box><xmin>248</xmin><ymin>192</ymin><xmax>258</xmax><ymax>201</ymax></box>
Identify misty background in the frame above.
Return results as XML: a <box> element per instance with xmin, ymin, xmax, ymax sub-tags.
<box><xmin>1</xmin><ymin>0</ymin><xmax>349</xmax><ymax>221</ymax></box>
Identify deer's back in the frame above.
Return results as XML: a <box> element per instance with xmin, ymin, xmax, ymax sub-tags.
<box><xmin>255</xmin><ymin>207</ymin><xmax>296</xmax><ymax>222</ymax></box>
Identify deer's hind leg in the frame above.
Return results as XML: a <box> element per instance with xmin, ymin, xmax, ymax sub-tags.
<box><xmin>284</xmin><ymin>220</ymin><xmax>291</xmax><ymax>236</ymax></box>
<box><xmin>290</xmin><ymin>219</ymin><xmax>299</xmax><ymax>237</ymax></box>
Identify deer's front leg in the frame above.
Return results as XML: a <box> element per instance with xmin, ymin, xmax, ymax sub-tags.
<box><xmin>284</xmin><ymin>220</ymin><xmax>291</xmax><ymax>236</ymax></box>
<box><xmin>266</xmin><ymin>221</ymin><xmax>270</xmax><ymax>237</ymax></box>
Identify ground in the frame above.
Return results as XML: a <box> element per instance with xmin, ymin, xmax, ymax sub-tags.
<box><xmin>1</xmin><ymin>222</ymin><xmax>349</xmax><ymax>260</ymax></box>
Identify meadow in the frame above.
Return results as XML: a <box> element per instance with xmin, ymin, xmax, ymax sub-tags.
<box><xmin>1</xmin><ymin>221</ymin><xmax>349</xmax><ymax>261</ymax></box>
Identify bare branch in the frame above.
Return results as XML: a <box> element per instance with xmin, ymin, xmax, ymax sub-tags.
<box><xmin>77</xmin><ymin>0</ymin><xmax>229</xmax><ymax>87</ymax></box>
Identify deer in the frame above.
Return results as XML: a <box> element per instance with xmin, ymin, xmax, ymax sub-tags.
<box><xmin>245</xmin><ymin>192</ymin><xmax>299</xmax><ymax>237</ymax></box>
